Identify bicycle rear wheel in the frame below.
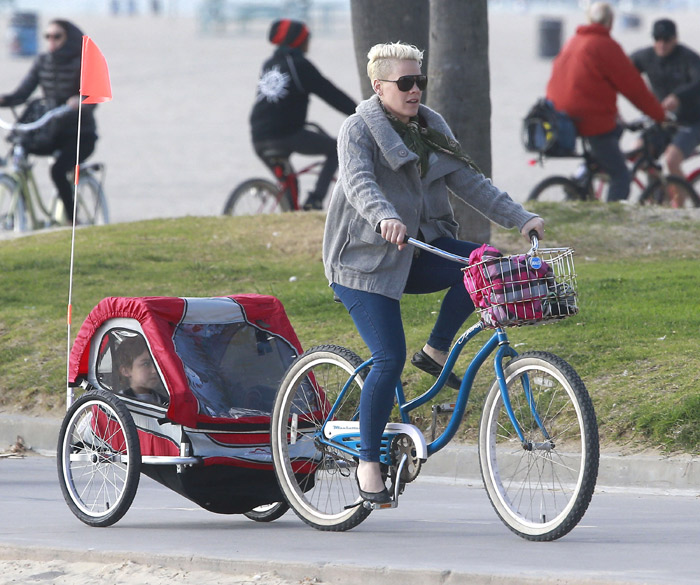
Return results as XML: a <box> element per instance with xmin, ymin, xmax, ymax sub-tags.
<box><xmin>0</xmin><ymin>174</ymin><xmax>28</xmax><ymax>232</ymax></box>
<box><xmin>479</xmin><ymin>351</ymin><xmax>599</xmax><ymax>541</ymax></box>
<box><xmin>75</xmin><ymin>172</ymin><xmax>109</xmax><ymax>224</ymax></box>
<box><xmin>57</xmin><ymin>389</ymin><xmax>141</xmax><ymax>527</ymax></box>
<box><xmin>527</xmin><ymin>176</ymin><xmax>583</xmax><ymax>202</ymax></box>
<box><xmin>223</xmin><ymin>178</ymin><xmax>291</xmax><ymax>215</ymax></box>
<box><xmin>639</xmin><ymin>175</ymin><xmax>700</xmax><ymax>208</ymax></box>
<box><xmin>270</xmin><ymin>345</ymin><xmax>371</xmax><ymax>531</ymax></box>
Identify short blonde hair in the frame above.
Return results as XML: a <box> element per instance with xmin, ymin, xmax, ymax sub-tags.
<box><xmin>366</xmin><ymin>42</ymin><xmax>424</xmax><ymax>81</ymax></box>
<box><xmin>587</xmin><ymin>2</ymin><xmax>614</xmax><ymax>28</ymax></box>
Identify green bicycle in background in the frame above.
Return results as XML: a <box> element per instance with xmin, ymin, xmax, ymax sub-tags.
<box><xmin>0</xmin><ymin>105</ymin><xmax>108</xmax><ymax>233</ymax></box>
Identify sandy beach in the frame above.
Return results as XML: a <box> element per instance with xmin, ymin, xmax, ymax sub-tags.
<box><xmin>1</xmin><ymin>5</ymin><xmax>694</xmax><ymax>225</ymax></box>
<box><xmin>0</xmin><ymin>558</ymin><xmax>324</xmax><ymax>585</ymax></box>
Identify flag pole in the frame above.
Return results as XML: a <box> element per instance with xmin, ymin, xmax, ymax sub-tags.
<box><xmin>65</xmin><ymin>35</ymin><xmax>112</xmax><ymax>409</ymax></box>
<box><xmin>65</xmin><ymin>41</ymin><xmax>87</xmax><ymax>410</ymax></box>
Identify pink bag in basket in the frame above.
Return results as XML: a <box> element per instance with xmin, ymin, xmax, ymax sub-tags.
<box><xmin>464</xmin><ymin>244</ymin><xmax>553</xmax><ymax>327</ymax></box>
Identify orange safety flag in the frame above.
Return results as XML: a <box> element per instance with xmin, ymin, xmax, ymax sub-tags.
<box><xmin>80</xmin><ymin>36</ymin><xmax>112</xmax><ymax>104</ymax></box>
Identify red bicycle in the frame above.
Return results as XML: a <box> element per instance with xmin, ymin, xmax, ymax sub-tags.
<box><xmin>527</xmin><ymin>118</ymin><xmax>700</xmax><ymax>207</ymax></box>
<box><xmin>223</xmin><ymin>123</ymin><xmax>334</xmax><ymax>215</ymax></box>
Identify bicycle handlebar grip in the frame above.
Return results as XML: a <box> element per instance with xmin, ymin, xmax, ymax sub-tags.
<box><xmin>529</xmin><ymin>229</ymin><xmax>540</xmax><ymax>248</ymax></box>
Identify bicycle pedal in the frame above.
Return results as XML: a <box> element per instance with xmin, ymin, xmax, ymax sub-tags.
<box><xmin>432</xmin><ymin>402</ymin><xmax>456</xmax><ymax>415</ymax></box>
<box><xmin>363</xmin><ymin>499</ymin><xmax>398</xmax><ymax>511</ymax></box>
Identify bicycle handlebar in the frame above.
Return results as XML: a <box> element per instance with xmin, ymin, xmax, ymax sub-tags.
<box><xmin>405</xmin><ymin>232</ymin><xmax>541</xmax><ymax>265</ymax></box>
<box><xmin>405</xmin><ymin>237</ymin><xmax>471</xmax><ymax>264</ymax></box>
<box><xmin>622</xmin><ymin>114</ymin><xmax>679</xmax><ymax>134</ymax></box>
<box><xmin>0</xmin><ymin>104</ymin><xmax>72</xmax><ymax>133</ymax></box>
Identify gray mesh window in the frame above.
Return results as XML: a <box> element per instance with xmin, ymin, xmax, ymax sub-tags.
<box><xmin>172</xmin><ymin>321</ymin><xmax>297</xmax><ymax>418</ymax></box>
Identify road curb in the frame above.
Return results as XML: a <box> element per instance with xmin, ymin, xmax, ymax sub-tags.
<box><xmin>424</xmin><ymin>444</ymin><xmax>699</xmax><ymax>493</ymax></box>
<box><xmin>2</xmin><ymin>413</ymin><xmax>698</xmax><ymax>492</ymax></box>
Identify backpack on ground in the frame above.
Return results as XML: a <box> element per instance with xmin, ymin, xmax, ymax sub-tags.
<box><xmin>522</xmin><ymin>98</ymin><xmax>577</xmax><ymax>157</ymax></box>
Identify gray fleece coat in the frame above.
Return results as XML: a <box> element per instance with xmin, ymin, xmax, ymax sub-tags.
<box><xmin>323</xmin><ymin>95</ymin><xmax>538</xmax><ymax>300</ymax></box>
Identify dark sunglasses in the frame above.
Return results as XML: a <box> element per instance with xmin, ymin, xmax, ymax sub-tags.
<box><xmin>378</xmin><ymin>74</ymin><xmax>427</xmax><ymax>92</ymax></box>
<box><xmin>44</xmin><ymin>32</ymin><xmax>65</xmax><ymax>40</ymax></box>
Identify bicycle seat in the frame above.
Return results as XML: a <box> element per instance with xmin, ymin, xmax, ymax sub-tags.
<box><xmin>255</xmin><ymin>141</ymin><xmax>291</xmax><ymax>160</ymax></box>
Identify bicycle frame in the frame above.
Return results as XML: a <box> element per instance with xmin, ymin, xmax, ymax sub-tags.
<box><xmin>273</xmin><ymin>159</ymin><xmax>324</xmax><ymax>210</ymax></box>
<box><xmin>317</xmin><ymin>320</ymin><xmax>533</xmax><ymax>463</ymax></box>
<box><xmin>2</xmin><ymin>150</ymin><xmax>54</xmax><ymax>230</ymax></box>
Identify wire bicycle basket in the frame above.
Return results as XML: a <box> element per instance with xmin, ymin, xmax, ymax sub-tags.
<box><xmin>464</xmin><ymin>246</ymin><xmax>578</xmax><ymax>329</ymax></box>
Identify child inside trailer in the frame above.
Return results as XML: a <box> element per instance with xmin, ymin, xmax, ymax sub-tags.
<box><xmin>114</xmin><ymin>333</ymin><xmax>169</xmax><ymax>406</ymax></box>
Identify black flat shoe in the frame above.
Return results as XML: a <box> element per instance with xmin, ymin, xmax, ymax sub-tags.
<box><xmin>411</xmin><ymin>349</ymin><xmax>462</xmax><ymax>390</ymax></box>
<box><xmin>355</xmin><ymin>470</ymin><xmax>391</xmax><ymax>504</ymax></box>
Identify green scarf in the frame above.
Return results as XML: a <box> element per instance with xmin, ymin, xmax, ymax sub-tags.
<box><xmin>384</xmin><ymin>107</ymin><xmax>481</xmax><ymax>178</ymax></box>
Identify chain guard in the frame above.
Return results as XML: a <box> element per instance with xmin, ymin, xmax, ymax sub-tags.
<box><xmin>390</xmin><ymin>433</ymin><xmax>422</xmax><ymax>484</ymax></box>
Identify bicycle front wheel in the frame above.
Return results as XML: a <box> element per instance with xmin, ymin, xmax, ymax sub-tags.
<box><xmin>223</xmin><ymin>178</ymin><xmax>291</xmax><ymax>216</ymax></box>
<box><xmin>75</xmin><ymin>172</ymin><xmax>109</xmax><ymax>224</ymax></box>
<box><xmin>479</xmin><ymin>351</ymin><xmax>599</xmax><ymax>541</ymax></box>
<box><xmin>639</xmin><ymin>175</ymin><xmax>700</xmax><ymax>208</ymax></box>
<box><xmin>0</xmin><ymin>174</ymin><xmax>28</xmax><ymax>232</ymax></box>
<box><xmin>527</xmin><ymin>176</ymin><xmax>582</xmax><ymax>202</ymax></box>
<box><xmin>271</xmin><ymin>345</ymin><xmax>371</xmax><ymax>531</ymax></box>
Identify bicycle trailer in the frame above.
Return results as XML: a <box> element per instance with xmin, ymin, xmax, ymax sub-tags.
<box><xmin>59</xmin><ymin>294</ymin><xmax>303</xmax><ymax>526</ymax></box>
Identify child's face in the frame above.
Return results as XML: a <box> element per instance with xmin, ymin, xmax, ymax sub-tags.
<box><xmin>121</xmin><ymin>349</ymin><xmax>160</xmax><ymax>394</ymax></box>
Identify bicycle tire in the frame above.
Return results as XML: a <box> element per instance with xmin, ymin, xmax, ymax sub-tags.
<box><xmin>271</xmin><ymin>344</ymin><xmax>372</xmax><ymax>531</ymax></box>
<box><xmin>0</xmin><ymin>174</ymin><xmax>28</xmax><ymax>232</ymax></box>
<box><xmin>243</xmin><ymin>501</ymin><xmax>289</xmax><ymax>522</ymax></box>
<box><xmin>639</xmin><ymin>175</ymin><xmax>700</xmax><ymax>208</ymax></box>
<box><xmin>478</xmin><ymin>351</ymin><xmax>599</xmax><ymax>541</ymax></box>
<box><xmin>527</xmin><ymin>176</ymin><xmax>583</xmax><ymax>202</ymax></box>
<box><xmin>57</xmin><ymin>388</ymin><xmax>141</xmax><ymax>527</ymax></box>
<box><xmin>75</xmin><ymin>172</ymin><xmax>109</xmax><ymax>225</ymax></box>
<box><xmin>223</xmin><ymin>178</ymin><xmax>292</xmax><ymax>216</ymax></box>
<box><xmin>686</xmin><ymin>167</ymin><xmax>700</xmax><ymax>186</ymax></box>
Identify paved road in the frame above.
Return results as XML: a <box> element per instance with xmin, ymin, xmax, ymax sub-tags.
<box><xmin>1</xmin><ymin>455</ymin><xmax>698</xmax><ymax>585</ymax></box>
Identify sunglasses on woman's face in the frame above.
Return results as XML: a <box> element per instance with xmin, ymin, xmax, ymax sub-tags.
<box><xmin>44</xmin><ymin>32</ymin><xmax>65</xmax><ymax>41</ymax></box>
<box><xmin>378</xmin><ymin>74</ymin><xmax>428</xmax><ymax>92</ymax></box>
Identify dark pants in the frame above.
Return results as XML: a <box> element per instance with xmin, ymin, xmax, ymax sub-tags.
<box><xmin>586</xmin><ymin>125</ymin><xmax>630</xmax><ymax>202</ymax></box>
<box><xmin>254</xmin><ymin>127</ymin><xmax>337</xmax><ymax>205</ymax></box>
<box><xmin>332</xmin><ymin>237</ymin><xmax>480</xmax><ymax>462</ymax></box>
<box><xmin>32</xmin><ymin>132</ymin><xmax>97</xmax><ymax>215</ymax></box>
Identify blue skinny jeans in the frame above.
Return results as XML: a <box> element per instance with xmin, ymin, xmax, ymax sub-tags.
<box><xmin>332</xmin><ymin>237</ymin><xmax>479</xmax><ymax>462</ymax></box>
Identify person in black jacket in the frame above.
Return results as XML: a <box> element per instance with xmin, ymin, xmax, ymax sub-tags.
<box><xmin>250</xmin><ymin>19</ymin><xmax>356</xmax><ymax>210</ymax></box>
<box><xmin>0</xmin><ymin>19</ymin><xmax>98</xmax><ymax>224</ymax></box>
<box><xmin>631</xmin><ymin>19</ymin><xmax>700</xmax><ymax>188</ymax></box>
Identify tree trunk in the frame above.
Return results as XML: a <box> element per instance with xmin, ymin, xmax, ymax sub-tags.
<box><xmin>349</xmin><ymin>0</ymin><xmax>430</xmax><ymax>100</ymax></box>
<box><xmin>427</xmin><ymin>0</ymin><xmax>492</xmax><ymax>243</ymax></box>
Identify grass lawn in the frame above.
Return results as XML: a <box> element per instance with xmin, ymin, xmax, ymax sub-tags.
<box><xmin>1</xmin><ymin>202</ymin><xmax>698</xmax><ymax>453</ymax></box>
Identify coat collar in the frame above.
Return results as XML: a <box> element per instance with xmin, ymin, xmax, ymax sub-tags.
<box><xmin>356</xmin><ymin>95</ymin><xmax>418</xmax><ymax>171</ymax></box>
<box><xmin>356</xmin><ymin>95</ymin><xmax>465</xmax><ymax>180</ymax></box>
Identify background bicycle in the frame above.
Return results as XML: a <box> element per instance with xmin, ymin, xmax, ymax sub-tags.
<box><xmin>0</xmin><ymin>105</ymin><xmax>108</xmax><ymax>233</ymax></box>
<box><xmin>270</xmin><ymin>236</ymin><xmax>599</xmax><ymax>541</ymax></box>
<box><xmin>223</xmin><ymin>123</ymin><xmax>334</xmax><ymax>216</ymax></box>
<box><xmin>527</xmin><ymin>118</ymin><xmax>700</xmax><ymax>207</ymax></box>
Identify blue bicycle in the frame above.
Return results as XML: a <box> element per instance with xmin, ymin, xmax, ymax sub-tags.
<box><xmin>271</xmin><ymin>237</ymin><xmax>599</xmax><ymax>541</ymax></box>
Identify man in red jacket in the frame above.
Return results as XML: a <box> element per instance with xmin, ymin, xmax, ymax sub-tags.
<box><xmin>546</xmin><ymin>2</ymin><xmax>666</xmax><ymax>202</ymax></box>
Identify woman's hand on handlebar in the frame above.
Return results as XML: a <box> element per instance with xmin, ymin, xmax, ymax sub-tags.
<box><xmin>379</xmin><ymin>218</ymin><xmax>408</xmax><ymax>250</ymax></box>
<box><xmin>521</xmin><ymin>217</ymin><xmax>544</xmax><ymax>242</ymax></box>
